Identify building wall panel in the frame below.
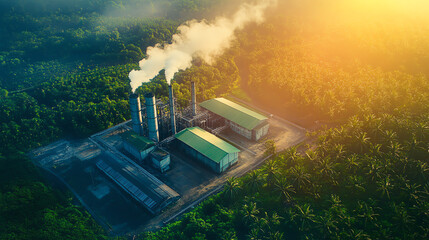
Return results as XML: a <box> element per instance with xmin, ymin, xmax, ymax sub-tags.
<box><xmin>254</xmin><ymin>123</ymin><xmax>270</xmax><ymax>141</ymax></box>
<box><xmin>228</xmin><ymin>121</ymin><xmax>252</xmax><ymax>139</ymax></box>
<box><xmin>177</xmin><ymin>139</ymin><xmax>239</xmax><ymax>174</ymax></box>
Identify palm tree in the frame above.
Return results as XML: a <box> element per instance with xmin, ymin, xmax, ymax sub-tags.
<box><xmin>221</xmin><ymin>231</ymin><xmax>237</xmax><ymax>240</ymax></box>
<box><xmin>401</xmin><ymin>182</ymin><xmax>423</xmax><ymax>202</ymax></box>
<box><xmin>256</xmin><ymin>212</ymin><xmax>283</xmax><ymax>239</ymax></box>
<box><xmin>347</xmin><ymin>229</ymin><xmax>370</xmax><ymax>240</ymax></box>
<box><xmin>346</xmin><ymin>175</ymin><xmax>366</xmax><ymax>194</ymax></box>
<box><xmin>332</xmin><ymin>143</ymin><xmax>346</xmax><ymax>160</ymax></box>
<box><xmin>289</xmin><ymin>165</ymin><xmax>310</xmax><ymax>191</ymax></box>
<box><xmin>345</xmin><ymin>154</ymin><xmax>360</xmax><ymax>173</ymax></box>
<box><xmin>293</xmin><ymin>203</ymin><xmax>316</xmax><ymax>232</ymax></box>
<box><xmin>356</xmin><ymin>201</ymin><xmax>379</xmax><ymax>228</ymax></box>
<box><xmin>383</xmin><ymin>130</ymin><xmax>398</xmax><ymax>145</ymax></box>
<box><xmin>328</xmin><ymin>195</ymin><xmax>350</xmax><ymax>225</ymax></box>
<box><xmin>223</xmin><ymin>177</ymin><xmax>241</xmax><ymax>201</ymax></box>
<box><xmin>405</xmin><ymin>136</ymin><xmax>426</xmax><ymax>161</ymax></box>
<box><xmin>370</xmin><ymin>120</ymin><xmax>384</xmax><ymax>142</ymax></box>
<box><xmin>317</xmin><ymin>212</ymin><xmax>338</xmax><ymax>237</ymax></box>
<box><xmin>284</xmin><ymin>146</ymin><xmax>300</xmax><ymax>166</ymax></box>
<box><xmin>415</xmin><ymin>161</ymin><xmax>429</xmax><ymax>181</ymax></box>
<box><xmin>376</xmin><ymin>176</ymin><xmax>392</xmax><ymax>199</ymax></box>
<box><xmin>242</xmin><ymin>202</ymin><xmax>260</xmax><ymax>226</ymax></box>
<box><xmin>317</xmin><ymin>157</ymin><xmax>335</xmax><ymax>182</ymax></box>
<box><xmin>365</xmin><ymin>160</ymin><xmax>382</xmax><ymax>182</ymax></box>
<box><xmin>244</xmin><ymin>171</ymin><xmax>263</xmax><ymax>193</ymax></box>
<box><xmin>247</xmin><ymin>228</ymin><xmax>260</xmax><ymax>240</ymax></box>
<box><xmin>274</xmin><ymin>177</ymin><xmax>296</xmax><ymax>203</ymax></box>
<box><xmin>355</xmin><ymin>131</ymin><xmax>370</xmax><ymax>153</ymax></box>
<box><xmin>262</xmin><ymin>159</ymin><xmax>278</xmax><ymax>188</ymax></box>
<box><xmin>305</xmin><ymin>149</ymin><xmax>318</xmax><ymax>161</ymax></box>
<box><xmin>267</xmin><ymin>231</ymin><xmax>284</xmax><ymax>240</ymax></box>
<box><xmin>387</xmin><ymin>141</ymin><xmax>403</xmax><ymax>158</ymax></box>
<box><xmin>392</xmin><ymin>202</ymin><xmax>416</xmax><ymax>239</ymax></box>
<box><xmin>368</xmin><ymin>143</ymin><xmax>382</xmax><ymax>158</ymax></box>
<box><xmin>347</xmin><ymin>116</ymin><xmax>363</xmax><ymax>132</ymax></box>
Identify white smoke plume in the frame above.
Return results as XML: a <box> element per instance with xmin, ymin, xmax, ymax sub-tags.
<box><xmin>129</xmin><ymin>0</ymin><xmax>277</xmax><ymax>92</ymax></box>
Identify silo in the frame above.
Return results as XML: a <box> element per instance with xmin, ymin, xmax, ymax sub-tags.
<box><xmin>169</xmin><ymin>85</ymin><xmax>176</xmax><ymax>135</ymax></box>
<box><xmin>129</xmin><ymin>93</ymin><xmax>143</xmax><ymax>135</ymax></box>
<box><xmin>144</xmin><ymin>93</ymin><xmax>159</xmax><ymax>142</ymax></box>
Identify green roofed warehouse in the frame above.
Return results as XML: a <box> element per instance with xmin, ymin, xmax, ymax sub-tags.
<box><xmin>199</xmin><ymin>98</ymin><xmax>269</xmax><ymax>141</ymax></box>
<box><xmin>175</xmin><ymin>127</ymin><xmax>240</xmax><ymax>173</ymax></box>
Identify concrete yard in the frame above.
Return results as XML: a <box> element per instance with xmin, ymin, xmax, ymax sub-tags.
<box><xmin>30</xmin><ymin>139</ymin><xmax>152</xmax><ymax>234</ymax></box>
<box><xmin>29</xmin><ymin>101</ymin><xmax>306</xmax><ymax>236</ymax></box>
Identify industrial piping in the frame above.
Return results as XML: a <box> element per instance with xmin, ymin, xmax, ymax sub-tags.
<box><xmin>129</xmin><ymin>93</ymin><xmax>143</xmax><ymax>136</ymax></box>
<box><xmin>144</xmin><ymin>93</ymin><xmax>159</xmax><ymax>142</ymax></box>
<box><xmin>169</xmin><ymin>85</ymin><xmax>176</xmax><ymax>135</ymax></box>
<box><xmin>191</xmin><ymin>82</ymin><xmax>197</xmax><ymax>116</ymax></box>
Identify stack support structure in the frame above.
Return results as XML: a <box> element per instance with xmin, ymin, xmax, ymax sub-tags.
<box><xmin>191</xmin><ymin>82</ymin><xmax>197</xmax><ymax>116</ymax></box>
<box><xmin>129</xmin><ymin>93</ymin><xmax>143</xmax><ymax>135</ymax></box>
<box><xmin>144</xmin><ymin>93</ymin><xmax>159</xmax><ymax>142</ymax></box>
<box><xmin>169</xmin><ymin>85</ymin><xmax>176</xmax><ymax>135</ymax></box>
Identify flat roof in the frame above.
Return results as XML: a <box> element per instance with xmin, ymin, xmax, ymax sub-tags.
<box><xmin>121</xmin><ymin>131</ymin><xmax>155</xmax><ymax>152</ymax></box>
<box><xmin>151</xmin><ymin>148</ymin><xmax>169</xmax><ymax>160</ymax></box>
<box><xmin>96</xmin><ymin>152</ymin><xmax>179</xmax><ymax>213</ymax></box>
<box><xmin>175</xmin><ymin>127</ymin><xmax>240</xmax><ymax>163</ymax></box>
<box><xmin>199</xmin><ymin>98</ymin><xmax>267</xmax><ymax>130</ymax></box>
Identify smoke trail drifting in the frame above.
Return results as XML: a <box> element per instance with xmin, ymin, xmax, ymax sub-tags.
<box><xmin>129</xmin><ymin>0</ymin><xmax>277</xmax><ymax>92</ymax></box>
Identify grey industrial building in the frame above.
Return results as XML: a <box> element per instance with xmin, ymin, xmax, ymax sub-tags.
<box><xmin>175</xmin><ymin>127</ymin><xmax>240</xmax><ymax>173</ymax></box>
<box><xmin>199</xmin><ymin>98</ymin><xmax>269</xmax><ymax>141</ymax></box>
<box><xmin>96</xmin><ymin>152</ymin><xmax>179</xmax><ymax>214</ymax></box>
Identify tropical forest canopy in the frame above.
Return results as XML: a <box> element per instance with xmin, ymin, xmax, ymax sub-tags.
<box><xmin>0</xmin><ymin>0</ymin><xmax>428</xmax><ymax>239</ymax></box>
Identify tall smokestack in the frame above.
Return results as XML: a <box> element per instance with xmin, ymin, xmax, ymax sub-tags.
<box><xmin>129</xmin><ymin>93</ymin><xmax>143</xmax><ymax>135</ymax></box>
<box><xmin>144</xmin><ymin>93</ymin><xmax>159</xmax><ymax>142</ymax></box>
<box><xmin>169</xmin><ymin>85</ymin><xmax>176</xmax><ymax>135</ymax></box>
<box><xmin>191</xmin><ymin>82</ymin><xmax>197</xmax><ymax>116</ymax></box>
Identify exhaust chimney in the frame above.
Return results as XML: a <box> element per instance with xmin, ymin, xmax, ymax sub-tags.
<box><xmin>129</xmin><ymin>93</ymin><xmax>143</xmax><ymax>135</ymax></box>
<box><xmin>144</xmin><ymin>93</ymin><xmax>159</xmax><ymax>142</ymax></box>
<box><xmin>191</xmin><ymin>82</ymin><xmax>197</xmax><ymax>116</ymax></box>
<box><xmin>169</xmin><ymin>85</ymin><xmax>176</xmax><ymax>135</ymax></box>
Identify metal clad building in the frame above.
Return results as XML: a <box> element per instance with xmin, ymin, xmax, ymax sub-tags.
<box><xmin>121</xmin><ymin>131</ymin><xmax>155</xmax><ymax>164</ymax></box>
<box><xmin>199</xmin><ymin>98</ymin><xmax>269</xmax><ymax>141</ymax></box>
<box><xmin>150</xmin><ymin>148</ymin><xmax>170</xmax><ymax>173</ymax></box>
<box><xmin>175</xmin><ymin>127</ymin><xmax>240</xmax><ymax>173</ymax></box>
<box><xmin>96</xmin><ymin>152</ymin><xmax>179</xmax><ymax>214</ymax></box>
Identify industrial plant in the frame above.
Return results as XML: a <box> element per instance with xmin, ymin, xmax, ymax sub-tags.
<box><xmin>89</xmin><ymin>81</ymin><xmax>271</xmax><ymax>214</ymax></box>
<box><xmin>30</xmin><ymin>78</ymin><xmax>307</xmax><ymax>234</ymax></box>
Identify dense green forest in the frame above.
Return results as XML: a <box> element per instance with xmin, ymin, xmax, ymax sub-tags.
<box><xmin>0</xmin><ymin>0</ymin><xmax>236</xmax><ymax>239</ymax></box>
<box><xmin>1</xmin><ymin>0</ymin><xmax>428</xmax><ymax>239</ymax></box>
<box><xmin>236</xmin><ymin>0</ymin><xmax>429</xmax><ymax>126</ymax></box>
<box><xmin>141</xmin><ymin>113</ymin><xmax>428</xmax><ymax>239</ymax></box>
<box><xmin>0</xmin><ymin>0</ymin><xmax>230</xmax><ymax>91</ymax></box>
<box><xmin>140</xmin><ymin>0</ymin><xmax>429</xmax><ymax>239</ymax></box>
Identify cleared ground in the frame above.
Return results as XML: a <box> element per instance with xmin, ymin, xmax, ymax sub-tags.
<box><xmin>29</xmin><ymin>138</ymin><xmax>152</xmax><ymax>235</ymax></box>
<box><xmin>30</xmin><ymin>101</ymin><xmax>306</xmax><ymax>236</ymax></box>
